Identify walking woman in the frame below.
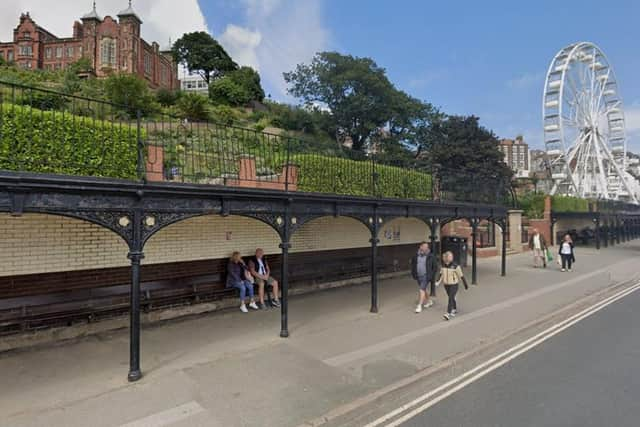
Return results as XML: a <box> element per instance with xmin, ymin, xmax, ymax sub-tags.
<box><xmin>436</xmin><ymin>251</ymin><xmax>469</xmax><ymax>320</ymax></box>
<box><xmin>559</xmin><ymin>234</ymin><xmax>575</xmax><ymax>272</ymax></box>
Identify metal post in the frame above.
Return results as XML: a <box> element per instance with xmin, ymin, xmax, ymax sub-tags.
<box><xmin>429</xmin><ymin>219</ymin><xmax>438</xmax><ymax>297</ymax></box>
<box><xmin>616</xmin><ymin>218</ymin><xmax>621</xmax><ymax>244</ymax></box>
<box><xmin>501</xmin><ymin>226</ymin><xmax>507</xmax><ymax>277</ymax></box>
<box><xmin>279</xmin><ymin>207</ymin><xmax>291</xmax><ymax>338</ymax></box>
<box><xmin>127</xmin><ymin>210</ymin><xmax>143</xmax><ymax>382</ymax></box>
<box><xmin>471</xmin><ymin>219</ymin><xmax>478</xmax><ymax>285</ymax></box>
<box><xmin>595</xmin><ymin>219</ymin><xmax>601</xmax><ymax>250</ymax></box>
<box><xmin>136</xmin><ymin>109</ymin><xmax>145</xmax><ymax>182</ymax></box>
<box><xmin>370</xmin><ymin>217</ymin><xmax>379</xmax><ymax>313</ymax></box>
<box><xmin>550</xmin><ymin>220</ymin><xmax>555</xmax><ymax>247</ymax></box>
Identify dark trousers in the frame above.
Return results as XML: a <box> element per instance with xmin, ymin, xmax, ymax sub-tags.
<box><xmin>445</xmin><ymin>284</ymin><xmax>459</xmax><ymax>313</ymax></box>
<box><xmin>561</xmin><ymin>254</ymin><xmax>573</xmax><ymax>270</ymax></box>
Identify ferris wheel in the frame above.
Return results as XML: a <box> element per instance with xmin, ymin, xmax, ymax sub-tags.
<box><xmin>542</xmin><ymin>42</ymin><xmax>638</xmax><ymax>203</ymax></box>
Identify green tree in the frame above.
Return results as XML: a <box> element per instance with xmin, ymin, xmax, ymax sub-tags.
<box><xmin>176</xmin><ymin>92</ymin><xmax>209</xmax><ymax>121</ymax></box>
<box><xmin>209</xmin><ymin>66</ymin><xmax>265</xmax><ymax>106</ymax></box>
<box><xmin>284</xmin><ymin>52</ymin><xmax>400</xmax><ymax>151</ymax></box>
<box><xmin>104</xmin><ymin>73</ymin><xmax>157</xmax><ymax>116</ymax></box>
<box><xmin>426</xmin><ymin>115</ymin><xmax>514</xmax><ymax>203</ymax></box>
<box><xmin>172</xmin><ymin>32</ymin><xmax>237</xmax><ymax>84</ymax></box>
<box><xmin>156</xmin><ymin>87</ymin><xmax>181</xmax><ymax>107</ymax></box>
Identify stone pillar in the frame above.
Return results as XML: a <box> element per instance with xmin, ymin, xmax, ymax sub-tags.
<box><xmin>508</xmin><ymin>210</ymin><xmax>523</xmax><ymax>252</ymax></box>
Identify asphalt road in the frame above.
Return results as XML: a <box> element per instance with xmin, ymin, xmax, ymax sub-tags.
<box><xmin>401</xmin><ymin>285</ymin><xmax>640</xmax><ymax>427</ymax></box>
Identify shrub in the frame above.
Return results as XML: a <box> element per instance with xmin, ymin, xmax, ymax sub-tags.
<box><xmin>211</xmin><ymin>104</ymin><xmax>237</xmax><ymax>125</ymax></box>
<box><xmin>104</xmin><ymin>73</ymin><xmax>158</xmax><ymax>117</ymax></box>
<box><xmin>175</xmin><ymin>92</ymin><xmax>210</xmax><ymax>121</ymax></box>
<box><xmin>156</xmin><ymin>88</ymin><xmax>181</xmax><ymax>107</ymax></box>
<box><xmin>551</xmin><ymin>195</ymin><xmax>589</xmax><ymax>212</ymax></box>
<box><xmin>209</xmin><ymin>66</ymin><xmax>264</xmax><ymax>106</ymax></box>
<box><xmin>518</xmin><ymin>193</ymin><xmax>546</xmax><ymax>218</ymax></box>
<box><xmin>0</xmin><ymin>103</ymin><xmax>139</xmax><ymax>179</ymax></box>
<box><xmin>286</xmin><ymin>154</ymin><xmax>431</xmax><ymax>199</ymax></box>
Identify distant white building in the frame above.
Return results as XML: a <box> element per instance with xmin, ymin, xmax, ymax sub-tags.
<box><xmin>179</xmin><ymin>72</ymin><xmax>208</xmax><ymax>95</ymax></box>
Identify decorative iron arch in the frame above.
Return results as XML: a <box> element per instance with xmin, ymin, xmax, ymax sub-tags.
<box><xmin>21</xmin><ymin>209</ymin><xmax>135</xmax><ymax>246</ymax></box>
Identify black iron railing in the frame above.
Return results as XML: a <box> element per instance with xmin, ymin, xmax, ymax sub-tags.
<box><xmin>0</xmin><ymin>80</ymin><xmax>513</xmax><ymax>204</ymax></box>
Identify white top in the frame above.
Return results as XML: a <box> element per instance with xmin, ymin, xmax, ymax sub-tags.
<box><xmin>533</xmin><ymin>234</ymin><xmax>541</xmax><ymax>250</ymax></box>
<box><xmin>560</xmin><ymin>242</ymin><xmax>572</xmax><ymax>255</ymax></box>
<box><xmin>257</xmin><ymin>258</ymin><xmax>266</xmax><ymax>275</ymax></box>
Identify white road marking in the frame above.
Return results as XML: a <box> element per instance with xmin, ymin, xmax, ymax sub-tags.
<box><xmin>323</xmin><ymin>265</ymin><xmax>617</xmax><ymax>367</ymax></box>
<box><xmin>366</xmin><ymin>280</ymin><xmax>640</xmax><ymax>427</ymax></box>
<box><xmin>118</xmin><ymin>401</ymin><xmax>205</xmax><ymax>427</ymax></box>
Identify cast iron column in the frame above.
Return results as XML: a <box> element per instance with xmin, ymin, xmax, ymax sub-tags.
<box><xmin>279</xmin><ymin>206</ymin><xmax>291</xmax><ymax>338</ymax></box>
<box><xmin>603</xmin><ymin>221</ymin><xmax>609</xmax><ymax>248</ymax></box>
<box><xmin>471</xmin><ymin>219</ymin><xmax>478</xmax><ymax>285</ymax></box>
<box><xmin>127</xmin><ymin>210</ymin><xmax>144</xmax><ymax>382</ymax></box>
<box><xmin>429</xmin><ymin>218</ymin><xmax>439</xmax><ymax>297</ymax></box>
<box><xmin>501</xmin><ymin>224</ymin><xmax>507</xmax><ymax>277</ymax></box>
<box><xmin>616</xmin><ymin>218</ymin><xmax>621</xmax><ymax>244</ymax></box>
<box><xmin>594</xmin><ymin>218</ymin><xmax>601</xmax><ymax>250</ymax></box>
<box><xmin>370</xmin><ymin>212</ymin><xmax>379</xmax><ymax>313</ymax></box>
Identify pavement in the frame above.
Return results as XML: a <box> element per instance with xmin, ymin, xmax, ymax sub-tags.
<box><xmin>1</xmin><ymin>241</ymin><xmax>639</xmax><ymax>427</ymax></box>
<box><xmin>400</xmin><ymin>277</ymin><xmax>640</xmax><ymax>427</ymax></box>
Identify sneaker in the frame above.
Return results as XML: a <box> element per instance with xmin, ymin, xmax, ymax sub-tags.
<box><xmin>415</xmin><ymin>304</ymin><xmax>422</xmax><ymax>313</ymax></box>
<box><xmin>240</xmin><ymin>304</ymin><xmax>248</xmax><ymax>313</ymax></box>
<box><xmin>271</xmin><ymin>300</ymin><xmax>281</xmax><ymax>308</ymax></box>
<box><xmin>451</xmin><ymin>309</ymin><xmax>457</xmax><ymax>316</ymax></box>
<box><xmin>259</xmin><ymin>302</ymin><xmax>267</xmax><ymax>310</ymax></box>
<box><xmin>423</xmin><ymin>300</ymin><xmax>434</xmax><ymax>309</ymax></box>
<box><xmin>443</xmin><ymin>313</ymin><xmax>452</xmax><ymax>321</ymax></box>
<box><xmin>561</xmin><ymin>268</ymin><xmax>565</xmax><ymax>272</ymax></box>
<box><xmin>568</xmin><ymin>269</ymin><xmax>572</xmax><ymax>272</ymax></box>
<box><xmin>249</xmin><ymin>302</ymin><xmax>259</xmax><ymax>310</ymax></box>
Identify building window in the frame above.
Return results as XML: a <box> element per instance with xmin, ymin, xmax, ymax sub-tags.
<box><xmin>45</xmin><ymin>47</ymin><xmax>52</xmax><ymax>59</ymax></box>
<box><xmin>55</xmin><ymin>47</ymin><xmax>63</xmax><ymax>58</ymax></box>
<box><xmin>144</xmin><ymin>53</ymin><xmax>152</xmax><ymax>75</ymax></box>
<box><xmin>161</xmin><ymin>65</ymin><xmax>168</xmax><ymax>84</ymax></box>
<box><xmin>100</xmin><ymin>38</ymin><xmax>116</xmax><ymax>67</ymax></box>
<box><xmin>0</xmin><ymin>51</ymin><xmax>3</xmax><ymax>60</ymax></box>
<box><xmin>66</xmin><ymin>47</ymin><xmax>74</xmax><ymax>58</ymax></box>
<box><xmin>19</xmin><ymin>44</ymin><xmax>33</xmax><ymax>57</ymax></box>
<box><xmin>22</xmin><ymin>32</ymin><xmax>31</xmax><ymax>39</ymax></box>
<box><xmin>7</xmin><ymin>50</ymin><xmax>13</xmax><ymax>61</ymax></box>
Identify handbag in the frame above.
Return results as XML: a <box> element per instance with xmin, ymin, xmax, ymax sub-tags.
<box><xmin>546</xmin><ymin>249</ymin><xmax>554</xmax><ymax>262</ymax></box>
<box><xmin>556</xmin><ymin>255</ymin><xmax>562</xmax><ymax>266</ymax></box>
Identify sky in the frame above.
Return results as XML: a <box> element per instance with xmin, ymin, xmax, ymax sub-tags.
<box><xmin>2</xmin><ymin>0</ymin><xmax>639</xmax><ymax>151</ymax></box>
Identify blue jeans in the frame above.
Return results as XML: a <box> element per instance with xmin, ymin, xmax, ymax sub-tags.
<box><xmin>232</xmin><ymin>280</ymin><xmax>254</xmax><ymax>301</ymax></box>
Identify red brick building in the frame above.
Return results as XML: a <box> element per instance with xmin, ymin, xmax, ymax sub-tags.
<box><xmin>0</xmin><ymin>2</ymin><xmax>178</xmax><ymax>90</ymax></box>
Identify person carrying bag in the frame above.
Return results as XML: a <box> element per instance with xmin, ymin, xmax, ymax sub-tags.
<box><xmin>436</xmin><ymin>251</ymin><xmax>469</xmax><ymax>321</ymax></box>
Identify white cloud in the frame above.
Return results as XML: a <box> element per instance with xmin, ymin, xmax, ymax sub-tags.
<box><xmin>0</xmin><ymin>0</ymin><xmax>208</xmax><ymax>50</ymax></box>
<box><xmin>219</xmin><ymin>24</ymin><xmax>261</xmax><ymax>70</ymax></box>
<box><xmin>217</xmin><ymin>0</ymin><xmax>330</xmax><ymax>99</ymax></box>
<box><xmin>506</xmin><ymin>71</ymin><xmax>544</xmax><ymax>89</ymax></box>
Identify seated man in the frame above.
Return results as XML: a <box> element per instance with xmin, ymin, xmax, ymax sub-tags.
<box><xmin>248</xmin><ymin>248</ymin><xmax>280</xmax><ymax>309</ymax></box>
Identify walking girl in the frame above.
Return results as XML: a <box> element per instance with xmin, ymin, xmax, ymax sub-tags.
<box><xmin>436</xmin><ymin>251</ymin><xmax>469</xmax><ymax>320</ymax></box>
<box><xmin>559</xmin><ymin>234</ymin><xmax>575</xmax><ymax>272</ymax></box>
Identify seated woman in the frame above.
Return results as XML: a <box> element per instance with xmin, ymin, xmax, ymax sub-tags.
<box><xmin>226</xmin><ymin>251</ymin><xmax>259</xmax><ymax>313</ymax></box>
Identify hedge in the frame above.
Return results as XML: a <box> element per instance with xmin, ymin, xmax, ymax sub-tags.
<box><xmin>0</xmin><ymin>103</ymin><xmax>139</xmax><ymax>179</ymax></box>
<box><xmin>518</xmin><ymin>193</ymin><xmax>591</xmax><ymax>218</ymax></box>
<box><xmin>551</xmin><ymin>195</ymin><xmax>590</xmax><ymax>213</ymax></box>
<box><xmin>289</xmin><ymin>154</ymin><xmax>432</xmax><ymax>199</ymax></box>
